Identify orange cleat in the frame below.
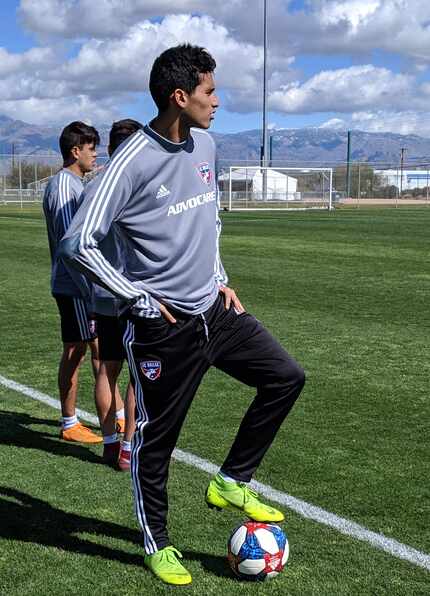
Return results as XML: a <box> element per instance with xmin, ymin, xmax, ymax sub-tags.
<box><xmin>116</xmin><ymin>418</ymin><xmax>126</xmax><ymax>433</ymax></box>
<box><xmin>60</xmin><ymin>422</ymin><xmax>103</xmax><ymax>444</ymax></box>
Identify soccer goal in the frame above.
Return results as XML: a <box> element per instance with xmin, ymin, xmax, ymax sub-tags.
<box><xmin>219</xmin><ymin>166</ymin><xmax>333</xmax><ymax>211</ymax></box>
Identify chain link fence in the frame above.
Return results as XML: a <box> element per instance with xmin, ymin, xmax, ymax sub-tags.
<box><xmin>218</xmin><ymin>160</ymin><xmax>430</xmax><ymax>207</ymax></box>
<box><xmin>218</xmin><ymin>166</ymin><xmax>333</xmax><ymax>210</ymax></box>
<box><xmin>0</xmin><ymin>155</ymin><xmax>107</xmax><ymax>205</ymax></box>
<box><xmin>329</xmin><ymin>163</ymin><xmax>430</xmax><ymax>206</ymax></box>
<box><xmin>1</xmin><ymin>154</ymin><xmax>430</xmax><ymax>207</ymax></box>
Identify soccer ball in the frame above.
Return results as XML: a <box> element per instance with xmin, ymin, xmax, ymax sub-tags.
<box><xmin>227</xmin><ymin>521</ymin><xmax>289</xmax><ymax>581</ymax></box>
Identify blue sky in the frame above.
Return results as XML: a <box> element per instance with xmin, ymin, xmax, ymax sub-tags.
<box><xmin>0</xmin><ymin>2</ymin><xmax>29</xmax><ymax>51</ymax></box>
<box><xmin>1</xmin><ymin>1</ymin><xmax>430</xmax><ymax>136</ymax></box>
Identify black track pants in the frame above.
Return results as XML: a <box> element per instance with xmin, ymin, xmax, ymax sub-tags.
<box><xmin>122</xmin><ymin>294</ymin><xmax>305</xmax><ymax>554</ymax></box>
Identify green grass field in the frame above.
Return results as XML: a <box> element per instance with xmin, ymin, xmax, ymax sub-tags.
<box><xmin>0</xmin><ymin>205</ymin><xmax>429</xmax><ymax>595</ymax></box>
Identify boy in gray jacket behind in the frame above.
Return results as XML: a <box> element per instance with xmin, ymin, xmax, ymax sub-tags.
<box><xmin>43</xmin><ymin>121</ymin><xmax>102</xmax><ymax>444</ymax></box>
<box><xmin>92</xmin><ymin>119</ymin><xmax>142</xmax><ymax>470</ymax></box>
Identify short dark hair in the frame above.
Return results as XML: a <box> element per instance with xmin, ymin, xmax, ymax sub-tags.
<box><xmin>59</xmin><ymin>121</ymin><xmax>100</xmax><ymax>162</ymax></box>
<box><xmin>108</xmin><ymin>118</ymin><xmax>143</xmax><ymax>156</ymax></box>
<box><xmin>149</xmin><ymin>44</ymin><xmax>216</xmax><ymax>111</ymax></box>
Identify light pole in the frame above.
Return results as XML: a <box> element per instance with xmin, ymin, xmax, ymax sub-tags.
<box><xmin>262</xmin><ymin>0</ymin><xmax>268</xmax><ymax>200</ymax></box>
<box><xmin>346</xmin><ymin>130</ymin><xmax>352</xmax><ymax>197</ymax></box>
<box><xmin>400</xmin><ymin>147</ymin><xmax>406</xmax><ymax>197</ymax></box>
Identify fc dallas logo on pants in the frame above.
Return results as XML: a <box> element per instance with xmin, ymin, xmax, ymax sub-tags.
<box><xmin>140</xmin><ymin>360</ymin><xmax>162</xmax><ymax>381</ymax></box>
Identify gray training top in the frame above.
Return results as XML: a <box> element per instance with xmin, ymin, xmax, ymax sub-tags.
<box><xmin>92</xmin><ymin>224</ymin><xmax>128</xmax><ymax>317</ymax></box>
<box><xmin>43</xmin><ymin>168</ymin><xmax>91</xmax><ymax>299</ymax></box>
<box><xmin>82</xmin><ymin>170</ymin><xmax>128</xmax><ymax>317</ymax></box>
<box><xmin>60</xmin><ymin>125</ymin><xmax>227</xmax><ymax>318</ymax></box>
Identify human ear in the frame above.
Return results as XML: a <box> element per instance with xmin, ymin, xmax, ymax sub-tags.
<box><xmin>172</xmin><ymin>88</ymin><xmax>188</xmax><ymax>108</ymax></box>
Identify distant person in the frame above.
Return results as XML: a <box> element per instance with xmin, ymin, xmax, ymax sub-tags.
<box><xmin>60</xmin><ymin>45</ymin><xmax>305</xmax><ymax>586</ymax></box>
<box><xmin>92</xmin><ymin>119</ymin><xmax>141</xmax><ymax>470</ymax></box>
<box><xmin>43</xmin><ymin>121</ymin><xmax>102</xmax><ymax>443</ymax></box>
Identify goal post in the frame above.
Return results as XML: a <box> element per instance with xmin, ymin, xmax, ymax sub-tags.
<box><xmin>219</xmin><ymin>166</ymin><xmax>333</xmax><ymax>211</ymax></box>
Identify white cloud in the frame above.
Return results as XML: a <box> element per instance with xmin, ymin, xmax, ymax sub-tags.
<box><xmin>319</xmin><ymin>117</ymin><xmax>348</xmax><ymax>130</ymax></box>
<box><xmin>320</xmin><ymin>110</ymin><xmax>430</xmax><ymax>137</ymax></box>
<box><xmin>300</xmin><ymin>1</ymin><xmax>430</xmax><ymax>62</ymax></box>
<box><xmin>63</xmin><ymin>15</ymin><xmax>265</xmax><ymax>93</ymax></box>
<box><xmin>269</xmin><ymin>65</ymin><xmax>430</xmax><ymax>113</ymax></box>
<box><xmin>0</xmin><ymin>46</ymin><xmax>56</xmax><ymax>77</ymax></box>
<box><xmin>318</xmin><ymin>0</ymin><xmax>381</xmax><ymax>31</ymax></box>
<box><xmin>6</xmin><ymin>0</ymin><xmax>430</xmax><ymax>133</ymax></box>
<box><xmin>0</xmin><ymin>13</ymin><xmax>274</xmax><ymax>123</ymax></box>
<box><xmin>18</xmin><ymin>0</ymin><xmax>73</xmax><ymax>37</ymax></box>
<box><xmin>0</xmin><ymin>96</ymin><xmax>119</xmax><ymax>127</ymax></box>
<box><xmin>18</xmin><ymin>0</ymin><xmax>430</xmax><ymax>63</ymax></box>
<box><xmin>18</xmin><ymin>0</ymin><xmax>237</xmax><ymax>38</ymax></box>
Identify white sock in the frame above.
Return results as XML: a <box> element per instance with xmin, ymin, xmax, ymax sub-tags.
<box><xmin>121</xmin><ymin>440</ymin><xmax>132</xmax><ymax>452</ymax></box>
<box><xmin>219</xmin><ymin>471</ymin><xmax>238</xmax><ymax>483</ymax></box>
<box><xmin>115</xmin><ymin>408</ymin><xmax>125</xmax><ymax>420</ymax></box>
<box><xmin>103</xmin><ymin>433</ymin><xmax>118</xmax><ymax>445</ymax></box>
<box><xmin>62</xmin><ymin>415</ymin><xmax>78</xmax><ymax>430</ymax></box>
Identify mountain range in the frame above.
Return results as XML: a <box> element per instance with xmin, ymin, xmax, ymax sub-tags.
<box><xmin>1</xmin><ymin>114</ymin><xmax>429</xmax><ymax>166</ymax></box>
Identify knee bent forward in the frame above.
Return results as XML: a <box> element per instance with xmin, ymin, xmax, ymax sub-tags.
<box><xmin>276</xmin><ymin>360</ymin><xmax>305</xmax><ymax>391</ymax></box>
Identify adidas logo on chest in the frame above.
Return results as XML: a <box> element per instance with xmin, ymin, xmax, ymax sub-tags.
<box><xmin>156</xmin><ymin>184</ymin><xmax>170</xmax><ymax>199</ymax></box>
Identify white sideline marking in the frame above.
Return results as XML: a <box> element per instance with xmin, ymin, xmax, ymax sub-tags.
<box><xmin>0</xmin><ymin>217</ymin><xmax>43</xmax><ymax>224</ymax></box>
<box><xmin>1</xmin><ymin>373</ymin><xmax>429</xmax><ymax>572</ymax></box>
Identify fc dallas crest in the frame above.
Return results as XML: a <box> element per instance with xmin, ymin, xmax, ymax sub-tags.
<box><xmin>140</xmin><ymin>360</ymin><xmax>161</xmax><ymax>381</ymax></box>
<box><xmin>196</xmin><ymin>162</ymin><xmax>212</xmax><ymax>185</ymax></box>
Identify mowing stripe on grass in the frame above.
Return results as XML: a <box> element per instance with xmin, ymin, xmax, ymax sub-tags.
<box><xmin>1</xmin><ymin>372</ymin><xmax>429</xmax><ymax>572</ymax></box>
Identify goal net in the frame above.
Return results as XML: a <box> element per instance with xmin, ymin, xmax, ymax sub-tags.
<box><xmin>219</xmin><ymin>166</ymin><xmax>333</xmax><ymax>211</ymax></box>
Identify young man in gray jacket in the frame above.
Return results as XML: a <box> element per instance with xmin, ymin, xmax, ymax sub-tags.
<box><xmin>93</xmin><ymin>119</ymin><xmax>142</xmax><ymax>470</ymax></box>
<box><xmin>43</xmin><ymin>121</ymin><xmax>102</xmax><ymax>443</ymax></box>
<box><xmin>60</xmin><ymin>45</ymin><xmax>305</xmax><ymax>585</ymax></box>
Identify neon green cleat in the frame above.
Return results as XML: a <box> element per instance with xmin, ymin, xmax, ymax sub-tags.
<box><xmin>144</xmin><ymin>546</ymin><xmax>192</xmax><ymax>585</ymax></box>
<box><xmin>205</xmin><ymin>474</ymin><xmax>285</xmax><ymax>523</ymax></box>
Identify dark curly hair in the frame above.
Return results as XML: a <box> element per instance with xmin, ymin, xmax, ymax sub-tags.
<box><xmin>59</xmin><ymin>121</ymin><xmax>100</xmax><ymax>162</ymax></box>
<box><xmin>149</xmin><ymin>44</ymin><xmax>216</xmax><ymax>111</ymax></box>
<box><xmin>109</xmin><ymin>118</ymin><xmax>143</xmax><ymax>155</ymax></box>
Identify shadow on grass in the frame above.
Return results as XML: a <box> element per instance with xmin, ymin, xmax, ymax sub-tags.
<box><xmin>0</xmin><ymin>486</ymin><xmax>228</xmax><ymax>576</ymax></box>
<box><xmin>182</xmin><ymin>549</ymin><xmax>231</xmax><ymax>578</ymax></box>
<box><xmin>0</xmin><ymin>410</ymin><xmax>102</xmax><ymax>465</ymax></box>
<box><xmin>0</xmin><ymin>485</ymin><xmax>144</xmax><ymax>565</ymax></box>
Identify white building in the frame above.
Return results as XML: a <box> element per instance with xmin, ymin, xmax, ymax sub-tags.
<box><xmin>375</xmin><ymin>169</ymin><xmax>430</xmax><ymax>190</ymax></box>
<box><xmin>219</xmin><ymin>167</ymin><xmax>298</xmax><ymax>201</ymax></box>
